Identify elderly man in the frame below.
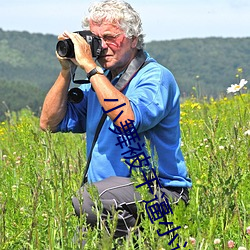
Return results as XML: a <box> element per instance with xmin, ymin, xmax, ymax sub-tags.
<box><xmin>40</xmin><ymin>0</ymin><xmax>192</xmax><ymax>242</ymax></box>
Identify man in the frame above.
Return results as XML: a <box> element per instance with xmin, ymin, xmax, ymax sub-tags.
<box><xmin>40</xmin><ymin>0</ymin><xmax>192</xmax><ymax>242</ymax></box>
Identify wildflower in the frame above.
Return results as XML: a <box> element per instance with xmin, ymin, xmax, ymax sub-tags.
<box><xmin>228</xmin><ymin>240</ymin><xmax>235</xmax><ymax>248</ymax></box>
<box><xmin>12</xmin><ymin>185</ymin><xmax>18</xmax><ymax>192</ymax></box>
<box><xmin>214</xmin><ymin>238</ymin><xmax>221</xmax><ymax>244</ymax></box>
<box><xmin>244</xmin><ymin>130</ymin><xmax>250</xmax><ymax>136</ymax></box>
<box><xmin>238</xmin><ymin>247</ymin><xmax>246</xmax><ymax>250</ymax></box>
<box><xmin>191</xmin><ymin>103</ymin><xmax>201</xmax><ymax>109</ymax></box>
<box><xmin>189</xmin><ymin>237</ymin><xmax>196</xmax><ymax>245</ymax></box>
<box><xmin>246</xmin><ymin>226</ymin><xmax>250</xmax><ymax>235</ymax></box>
<box><xmin>227</xmin><ymin>79</ymin><xmax>248</xmax><ymax>93</ymax></box>
<box><xmin>42</xmin><ymin>213</ymin><xmax>48</xmax><ymax>221</ymax></box>
<box><xmin>237</xmin><ymin>67</ymin><xmax>243</xmax><ymax>73</ymax></box>
<box><xmin>196</xmin><ymin>180</ymin><xmax>202</xmax><ymax>185</ymax></box>
<box><xmin>218</xmin><ymin>145</ymin><xmax>224</xmax><ymax>150</ymax></box>
<box><xmin>20</xmin><ymin>207</ymin><xmax>25</xmax><ymax>214</ymax></box>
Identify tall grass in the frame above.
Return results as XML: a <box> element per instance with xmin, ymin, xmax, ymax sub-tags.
<box><xmin>0</xmin><ymin>93</ymin><xmax>249</xmax><ymax>249</ymax></box>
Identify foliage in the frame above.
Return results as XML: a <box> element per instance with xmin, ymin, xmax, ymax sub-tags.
<box><xmin>0</xmin><ymin>79</ymin><xmax>46</xmax><ymax>121</ymax></box>
<box><xmin>0</xmin><ymin>93</ymin><xmax>249</xmax><ymax>249</ymax></box>
<box><xmin>0</xmin><ymin>28</ymin><xmax>60</xmax><ymax>89</ymax></box>
<box><xmin>0</xmin><ymin>29</ymin><xmax>250</xmax><ymax>119</ymax></box>
<box><xmin>0</xmin><ymin>29</ymin><xmax>61</xmax><ymax>121</ymax></box>
<box><xmin>145</xmin><ymin>37</ymin><xmax>250</xmax><ymax>98</ymax></box>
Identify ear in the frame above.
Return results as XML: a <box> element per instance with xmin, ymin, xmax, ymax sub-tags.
<box><xmin>131</xmin><ymin>36</ymin><xmax>139</xmax><ymax>49</ymax></box>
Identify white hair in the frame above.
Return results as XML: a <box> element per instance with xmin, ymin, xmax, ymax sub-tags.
<box><xmin>82</xmin><ymin>0</ymin><xmax>145</xmax><ymax>49</ymax></box>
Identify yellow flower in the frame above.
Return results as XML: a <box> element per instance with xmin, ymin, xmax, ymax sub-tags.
<box><xmin>237</xmin><ymin>67</ymin><xmax>243</xmax><ymax>73</ymax></box>
<box><xmin>191</xmin><ymin>103</ymin><xmax>201</xmax><ymax>109</ymax></box>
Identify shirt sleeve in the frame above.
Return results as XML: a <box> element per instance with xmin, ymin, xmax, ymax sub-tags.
<box><xmin>128</xmin><ymin>63</ymin><xmax>180</xmax><ymax>133</ymax></box>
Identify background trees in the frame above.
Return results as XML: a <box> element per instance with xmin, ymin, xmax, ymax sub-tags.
<box><xmin>0</xmin><ymin>28</ymin><xmax>249</xmax><ymax>120</ymax></box>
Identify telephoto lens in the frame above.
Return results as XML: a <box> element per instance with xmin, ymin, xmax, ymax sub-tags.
<box><xmin>56</xmin><ymin>39</ymin><xmax>75</xmax><ymax>58</ymax></box>
<box><xmin>68</xmin><ymin>88</ymin><xmax>84</xmax><ymax>103</ymax></box>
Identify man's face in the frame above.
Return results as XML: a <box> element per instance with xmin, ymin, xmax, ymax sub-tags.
<box><xmin>89</xmin><ymin>20</ymin><xmax>138</xmax><ymax>73</ymax></box>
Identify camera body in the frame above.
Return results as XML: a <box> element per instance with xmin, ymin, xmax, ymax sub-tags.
<box><xmin>56</xmin><ymin>30</ymin><xmax>102</xmax><ymax>58</ymax></box>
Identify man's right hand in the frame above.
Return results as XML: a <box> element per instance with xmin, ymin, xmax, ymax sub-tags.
<box><xmin>56</xmin><ymin>33</ymin><xmax>79</xmax><ymax>71</ymax></box>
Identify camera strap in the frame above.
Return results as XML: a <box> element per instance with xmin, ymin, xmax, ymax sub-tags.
<box><xmin>81</xmin><ymin>50</ymin><xmax>150</xmax><ymax>186</ymax></box>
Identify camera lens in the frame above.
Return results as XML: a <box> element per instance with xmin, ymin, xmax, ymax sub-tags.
<box><xmin>56</xmin><ymin>39</ymin><xmax>74</xmax><ymax>58</ymax></box>
<box><xmin>68</xmin><ymin>88</ymin><xmax>84</xmax><ymax>103</ymax></box>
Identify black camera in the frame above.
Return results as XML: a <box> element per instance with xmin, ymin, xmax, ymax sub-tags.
<box><xmin>56</xmin><ymin>30</ymin><xmax>102</xmax><ymax>58</ymax></box>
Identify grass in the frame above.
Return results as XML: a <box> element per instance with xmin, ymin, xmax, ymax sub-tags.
<box><xmin>0</xmin><ymin>92</ymin><xmax>249</xmax><ymax>250</ymax></box>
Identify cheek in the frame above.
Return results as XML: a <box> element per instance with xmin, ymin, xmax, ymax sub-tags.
<box><xmin>98</xmin><ymin>56</ymin><xmax>116</xmax><ymax>68</ymax></box>
<box><xmin>114</xmin><ymin>39</ymin><xmax>123</xmax><ymax>47</ymax></box>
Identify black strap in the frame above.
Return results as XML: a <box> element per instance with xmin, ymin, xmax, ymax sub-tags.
<box><xmin>81</xmin><ymin>112</ymin><xmax>107</xmax><ymax>186</ymax></box>
<box><xmin>81</xmin><ymin>50</ymin><xmax>149</xmax><ymax>186</ymax></box>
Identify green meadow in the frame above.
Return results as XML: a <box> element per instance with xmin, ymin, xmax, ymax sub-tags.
<box><xmin>0</xmin><ymin>91</ymin><xmax>249</xmax><ymax>249</ymax></box>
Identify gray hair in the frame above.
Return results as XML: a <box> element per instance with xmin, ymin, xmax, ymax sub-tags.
<box><xmin>82</xmin><ymin>0</ymin><xmax>145</xmax><ymax>49</ymax></box>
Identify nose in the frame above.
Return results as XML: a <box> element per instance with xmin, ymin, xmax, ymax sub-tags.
<box><xmin>101</xmin><ymin>38</ymin><xmax>108</xmax><ymax>49</ymax></box>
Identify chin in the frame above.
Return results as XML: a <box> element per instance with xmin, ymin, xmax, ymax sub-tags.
<box><xmin>99</xmin><ymin>60</ymin><xmax>113</xmax><ymax>70</ymax></box>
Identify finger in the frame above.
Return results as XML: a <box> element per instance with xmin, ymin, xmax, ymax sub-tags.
<box><xmin>64</xmin><ymin>30</ymin><xmax>76</xmax><ymax>40</ymax></box>
<box><xmin>65</xmin><ymin>31</ymin><xmax>85</xmax><ymax>43</ymax></box>
<box><xmin>57</xmin><ymin>31</ymin><xmax>71</xmax><ymax>41</ymax></box>
<box><xmin>55</xmin><ymin>51</ymin><xmax>79</xmax><ymax>66</ymax></box>
<box><xmin>55</xmin><ymin>51</ymin><xmax>65</xmax><ymax>60</ymax></box>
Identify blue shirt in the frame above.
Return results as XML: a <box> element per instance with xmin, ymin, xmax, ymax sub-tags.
<box><xmin>58</xmin><ymin>52</ymin><xmax>192</xmax><ymax>188</ymax></box>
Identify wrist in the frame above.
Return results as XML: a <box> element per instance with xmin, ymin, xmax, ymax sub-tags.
<box><xmin>83</xmin><ymin>63</ymin><xmax>97</xmax><ymax>74</ymax></box>
<box><xmin>60</xmin><ymin>68</ymin><xmax>71</xmax><ymax>80</ymax></box>
<box><xmin>87</xmin><ymin>66</ymin><xmax>104</xmax><ymax>80</ymax></box>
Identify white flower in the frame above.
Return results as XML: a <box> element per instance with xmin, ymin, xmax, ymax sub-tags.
<box><xmin>214</xmin><ymin>238</ymin><xmax>221</xmax><ymax>244</ymax></box>
<box><xmin>218</xmin><ymin>145</ymin><xmax>224</xmax><ymax>150</ymax></box>
<box><xmin>227</xmin><ymin>79</ymin><xmax>248</xmax><ymax>93</ymax></box>
<box><xmin>189</xmin><ymin>237</ymin><xmax>196</xmax><ymax>245</ymax></box>
<box><xmin>244</xmin><ymin>130</ymin><xmax>250</xmax><ymax>136</ymax></box>
<box><xmin>20</xmin><ymin>207</ymin><xmax>25</xmax><ymax>214</ymax></box>
<box><xmin>238</xmin><ymin>247</ymin><xmax>246</xmax><ymax>250</ymax></box>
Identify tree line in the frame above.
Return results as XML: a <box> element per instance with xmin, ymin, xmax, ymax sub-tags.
<box><xmin>0</xmin><ymin>28</ymin><xmax>249</xmax><ymax>120</ymax></box>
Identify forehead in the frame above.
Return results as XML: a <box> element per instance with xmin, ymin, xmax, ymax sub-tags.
<box><xmin>89</xmin><ymin>19</ymin><xmax>122</xmax><ymax>34</ymax></box>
